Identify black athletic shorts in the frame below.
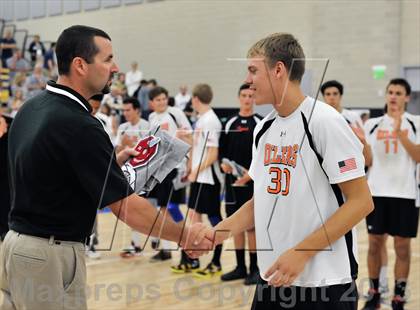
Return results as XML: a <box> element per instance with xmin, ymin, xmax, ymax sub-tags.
<box><xmin>251</xmin><ymin>279</ymin><xmax>358</xmax><ymax>310</ymax></box>
<box><xmin>366</xmin><ymin>197</ymin><xmax>419</xmax><ymax>238</ymax></box>
<box><xmin>147</xmin><ymin>169</ymin><xmax>186</xmax><ymax>206</ymax></box>
<box><xmin>224</xmin><ymin>174</ymin><xmax>253</xmax><ymax>217</ymax></box>
<box><xmin>188</xmin><ymin>182</ymin><xmax>221</xmax><ymax>216</ymax></box>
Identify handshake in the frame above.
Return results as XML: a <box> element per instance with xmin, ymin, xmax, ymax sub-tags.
<box><xmin>179</xmin><ymin>223</ymin><xmax>230</xmax><ymax>259</ymax></box>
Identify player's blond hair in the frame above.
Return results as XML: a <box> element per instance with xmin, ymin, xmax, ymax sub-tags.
<box><xmin>247</xmin><ymin>33</ymin><xmax>305</xmax><ymax>82</ymax></box>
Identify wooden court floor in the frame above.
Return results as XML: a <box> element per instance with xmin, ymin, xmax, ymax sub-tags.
<box><xmin>87</xmin><ymin>207</ymin><xmax>420</xmax><ymax>310</ymax></box>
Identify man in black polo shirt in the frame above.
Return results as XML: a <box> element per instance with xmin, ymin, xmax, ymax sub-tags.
<box><xmin>0</xmin><ymin>25</ymin><xmax>211</xmax><ymax>310</ymax></box>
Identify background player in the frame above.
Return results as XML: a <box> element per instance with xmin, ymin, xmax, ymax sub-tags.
<box><xmin>219</xmin><ymin>83</ymin><xmax>262</xmax><ymax>285</ymax></box>
<box><xmin>362</xmin><ymin>78</ymin><xmax>420</xmax><ymax>310</ymax></box>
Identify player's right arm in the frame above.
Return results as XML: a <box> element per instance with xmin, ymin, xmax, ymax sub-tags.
<box><xmin>193</xmin><ymin>197</ymin><xmax>255</xmax><ymax>248</ymax></box>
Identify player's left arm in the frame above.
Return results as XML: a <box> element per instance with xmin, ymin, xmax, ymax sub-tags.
<box><xmin>393</xmin><ymin>114</ymin><xmax>420</xmax><ymax>162</ymax></box>
<box><xmin>188</xmin><ymin>146</ymin><xmax>218</xmax><ymax>181</ymax></box>
<box><xmin>265</xmin><ymin>176</ymin><xmax>374</xmax><ymax>287</ymax></box>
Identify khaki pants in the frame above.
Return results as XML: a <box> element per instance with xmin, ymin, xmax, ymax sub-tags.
<box><xmin>0</xmin><ymin>230</ymin><xmax>87</xmax><ymax>310</ymax></box>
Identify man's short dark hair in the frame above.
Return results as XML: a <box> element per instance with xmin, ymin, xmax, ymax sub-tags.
<box><xmin>123</xmin><ymin>97</ymin><xmax>141</xmax><ymax>110</ymax></box>
<box><xmin>149</xmin><ymin>86</ymin><xmax>168</xmax><ymax>101</ymax></box>
<box><xmin>386</xmin><ymin>78</ymin><xmax>411</xmax><ymax>96</ymax></box>
<box><xmin>238</xmin><ymin>83</ymin><xmax>251</xmax><ymax>96</ymax></box>
<box><xmin>90</xmin><ymin>94</ymin><xmax>104</xmax><ymax>101</ymax></box>
<box><xmin>56</xmin><ymin>25</ymin><xmax>111</xmax><ymax>75</ymax></box>
<box><xmin>192</xmin><ymin>84</ymin><xmax>213</xmax><ymax>104</ymax></box>
<box><xmin>320</xmin><ymin>80</ymin><xmax>344</xmax><ymax>96</ymax></box>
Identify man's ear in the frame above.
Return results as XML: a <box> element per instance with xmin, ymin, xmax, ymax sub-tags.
<box><xmin>72</xmin><ymin>57</ymin><xmax>88</xmax><ymax>77</ymax></box>
<box><xmin>273</xmin><ymin>61</ymin><xmax>287</xmax><ymax>80</ymax></box>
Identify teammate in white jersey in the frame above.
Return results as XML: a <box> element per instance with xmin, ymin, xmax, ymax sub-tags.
<box><xmin>321</xmin><ymin>80</ymin><xmax>372</xmax><ymax>166</ymax></box>
<box><xmin>362</xmin><ymin>78</ymin><xmax>420</xmax><ymax>310</ymax></box>
<box><xmin>171</xmin><ymin>84</ymin><xmax>225</xmax><ymax>279</ymax></box>
<box><xmin>188</xmin><ymin>33</ymin><xmax>373</xmax><ymax>309</ymax></box>
<box><xmin>115</xmin><ymin>98</ymin><xmax>150</xmax><ymax>153</ymax></box>
<box><xmin>116</xmin><ymin>97</ymin><xmax>151</xmax><ymax>258</ymax></box>
<box><xmin>147</xmin><ymin>86</ymin><xmax>192</xmax><ymax>262</ymax></box>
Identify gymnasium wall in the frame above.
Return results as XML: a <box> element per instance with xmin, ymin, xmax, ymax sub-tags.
<box><xmin>2</xmin><ymin>0</ymin><xmax>419</xmax><ymax>109</ymax></box>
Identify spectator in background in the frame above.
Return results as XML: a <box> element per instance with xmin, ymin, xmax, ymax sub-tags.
<box><xmin>6</xmin><ymin>50</ymin><xmax>31</xmax><ymax>79</ymax></box>
<box><xmin>25</xmin><ymin>64</ymin><xmax>48</xmax><ymax>99</ymax></box>
<box><xmin>10</xmin><ymin>89</ymin><xmax>24</xmax><ymax>117</ymax></box>
<box><xmin>102</xmin><ymin>84</ymin><xmax>123</xmax><ymax>112</ymax></box>
<box><xmin>43</xmin><ymin>42</ymin><xmax>57</xmax><ymax>79</ymax></box>
<box><xmin>0</xmin><ymin>30</ymin><xmax>17</xmax><ymax>68</ymax></box>
<box><xmin>28</xmin><ymin>34</ymin><xmax>45</xmax><ymax>65</ymax></box>
<box><xmin>174</xmin><ymin>84</ymin><xmax>191</xmax><ymax>111</ymax></box>
<box><xmin>132</xmin><ymin>79</ymin><xmax>148</xmax><ymax>99</ymax></box>
<box><xmin>137</xmin><ymin>79</ymin><xmax>157</xmax><ymax>119</ymax></box>
<box><xmin>11</xmin><ymin>73</ymin><xmax>27</xmax><ymax>99</ymax></box>
<box><xmin>114</xmin><ymin>72</ymin><xmax>127</xmax><ymax>98</ymax></box>
<box><xmin>0</xmin><ymin>63</ymin><xmax>11</xmax><ymax>106</ymax></box>
<box><xmin>125</xmin><ymin>61</ymin><xmax>143</xmax><ymax>97</ymax></box>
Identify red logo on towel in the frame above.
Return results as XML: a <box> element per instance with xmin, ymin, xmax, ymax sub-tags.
<box><xmin>129</xmin><ymin>135</ymin><xmax>161</xmax><ymax>169</ymax></box>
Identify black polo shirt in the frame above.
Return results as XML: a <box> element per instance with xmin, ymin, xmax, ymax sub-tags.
<box><xmin>8</xmin><ymin>81</ymin><xmax>133</xmax><ymax>241</ymax></box>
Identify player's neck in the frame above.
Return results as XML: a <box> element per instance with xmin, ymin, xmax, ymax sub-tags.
<box><xmin>130</xmin><ymin>117</ymin><xmax>140</xmax><ymax>125</ymax></box>
<box><xmin>273</xmin><ymin>85</ymin><xmax>306</xmax><ymax>117</ymax></box>
<box><xmin>337</xmin><ymin>105</ymin><xmax>343</xmax><ymax>113</ymax></box>
<box><xmin>239</xmin><ymin>109</ymin><xmax>253</xmax><ymax>117</ymax></box>
<box><xmin>197</xmin><ymin>104</ymin><xmax>211</xmax><ymax>115</ymax></box>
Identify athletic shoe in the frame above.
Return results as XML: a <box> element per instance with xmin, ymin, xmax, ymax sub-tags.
<box><xmin>221</xmin><ymin>266</ymin><xmax>247</xmax><ymax>281</ymax></box>
<box><xmin>85</xmin><ymin>245</ymin><xmax>101</xmax><ymax>260</ymax></box>
<box><xmin>149</xmin><ymin>250</ymin><xmax>172</xmax><ymax>262</ymax></box>
<box><xmin>362</xmin><ymin>289</ymin><xmax>381</xmax><ymax>310</ymax></box>
<box><xmin>170</xmin><ymin>261</ymin><xmax>200</xmax><ymax>274</ymax></box>
<box><xmin>120</xmin><ymin>242</ymin><xmax>143</xmax><ymax>258</ymax></box>
<box><xmin>391</xmin><ymin>295</ymin><xmax>405</xmax><ymax>310</ymax></box>
<box><xmin>244</xmin><ymin>268</ymin><xmax>260</xmax><ymax>285</ymax></box>
<box><xmin>194</xmin><ymin>262</ymin><xmax>222</xmax><ymax>279</ymax></box>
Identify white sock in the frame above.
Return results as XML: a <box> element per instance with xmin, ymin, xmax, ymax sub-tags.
<box><xmin>379</xmin><ymin>265</ymin><xmax>388</xmax><ymax>287</ymax></box>
<box><xmin>160</xmin><ymin>239</ymin><xmax>172</xmax><ymax>251</ymax></box>
<box><xmin>131</xmin><ymin>231</ymin><xmax>142</xmax><ymax>248</ymax></box>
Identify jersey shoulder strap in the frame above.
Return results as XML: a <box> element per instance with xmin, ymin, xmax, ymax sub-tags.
<box><xmin>368</xmin><ymin>116</ymin><xmax>384</xmax><ymax>135</ymax></box>
<box><xmin>168</xmin><ymin>112</ymin><xmax>180</xmax><ymax>128</ymax></box>
<box><xmin>254</xmin><ymin>118</ymin><xmax>275</xmax><ymax>149</ymax></box>
<box><xmin>405</xmin><ymin>116</ymin><xmax>417</xmax><ymax>135</ymax></box>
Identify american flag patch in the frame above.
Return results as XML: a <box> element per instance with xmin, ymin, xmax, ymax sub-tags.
<box><xmin>338</xmin><ymin>158</ymin><xmax>357</xmax><ymax>173</ymax></box>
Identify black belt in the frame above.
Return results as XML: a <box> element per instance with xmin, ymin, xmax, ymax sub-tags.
<box><xmin>15</xmin><ymin>230</ymin><xmax>89</xmax><ymax>244</ymax></box>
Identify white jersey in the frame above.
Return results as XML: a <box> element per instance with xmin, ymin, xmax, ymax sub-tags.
<box><xmin>115</xmin><ymin>119</ymin><xmax>150</xmax><ymax>147</ymax></box>
<box><xmin>365</xmin><ymin>113</ymin><xmax>419</xmax><ymax>200</ymax></box>
<box><xmin>192</xmin><ymin>109</ymin><xmax>222</xmax><ymax>185</ymax></box>
<box><xmin>341</xmin><ymin>108</ymin><xmax>363</xmax><ymax>128</ymax></box>
<box><xmin>148</xmin><ymin>106</ymin><xmax>192</xmax><ymax>138</ymax></box>
<box><xmin>248</xmin><ymin>96</ymin><xmax>365</xmax><ymax>287</ymax></box>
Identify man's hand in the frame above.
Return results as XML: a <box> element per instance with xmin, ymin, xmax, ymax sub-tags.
<box><xmin>221</xmin><ymin>163</ymin><xmax>233</xmax><ymax>174</ymax></box>
<box><xmin>116</xmin><ymin>147</ymin><xmax>139</xmax><ymax>167</ymax></box>
<box><xmin>121</xmin><ymin>134</ymin><xmax>136</xmax><ymax>148</ymax></box>
<box><xmin>393</xmin><ymin>111</ymin><xmax>403</xmax><ymax>133</ymax></box>
<box><xmin>264</xmin><ymin>248</ymin><xmax>311</xmax><ymax>287</ymax></box>
<box><xmin>181</xmin><ymin>223</ymin><xmax>214</xmax><ymax>258</ymax></box>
